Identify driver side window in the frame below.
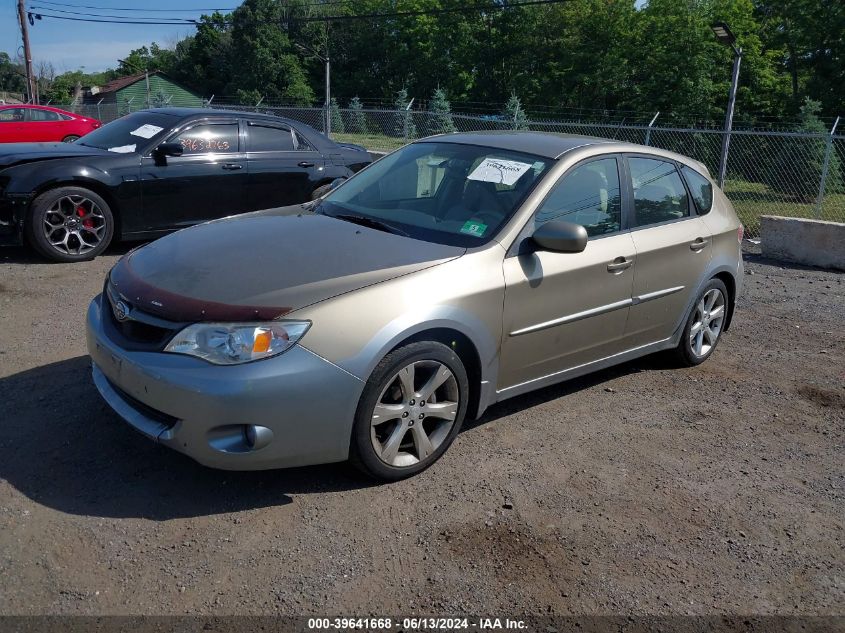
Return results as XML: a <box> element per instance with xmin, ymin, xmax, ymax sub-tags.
<box><xmin>535</xmin><ymin>157</ymin><xmax>622</xmax><ymax>237</ymax></box>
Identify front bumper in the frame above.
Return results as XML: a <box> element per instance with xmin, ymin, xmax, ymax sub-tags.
<box><xmin>0</xmin><ymin>193</ymin><xmax>28</xmax><ymax>245</ymax></box>
<box><xmin>86</xmin><ymin>295</ymin><xmax>365</xmax><ymax>470</ymax></box>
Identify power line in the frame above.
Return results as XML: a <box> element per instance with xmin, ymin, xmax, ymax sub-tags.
<box><xmin>30</xmin><ymin>0</ymin><xmax>572</xmax><ymax>26</ymax></box>
<box><xmin>29</xmin><ymin>0</ymin><xmax>239</xmax><ymax>11</ymax></box>
<box><xmin>29</xmin><ymin>7</ymin><xmax>206</xmax><ymax>21</ymax></box>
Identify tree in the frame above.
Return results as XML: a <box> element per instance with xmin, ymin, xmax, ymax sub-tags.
<box><xmin>0</xmin><ymin>52</ymin><xmax>26</xmax><ymax>94</ymax></box>
<box><xmin>503</xmin><ymin>93</ymin><xmax>529</xmax><ymax>130</ymax></box>
<box><xmin>329</xmin><ymin>97</ymin><xmax>345</xmax><ymax>134</ymax></box>
<box><xmin>428</xmin><ymin>87</ymin><xmax>456</xmax><ymax>134</ymax></box>
<box><xmin>394</xmin><ymin>87</ymin><xmax>416</xmax><ymax>139</ymax></box>
<box><xmin>348</xmin><ymin>96</ymin><xmax>367</xmax><ymax>134</ymax></box>
<box><xmin>763</xmin><ymin>98</ymin><xmax>842</xmax><ymax>200</ymax></box>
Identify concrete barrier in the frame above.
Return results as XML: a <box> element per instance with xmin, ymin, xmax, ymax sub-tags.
<box><xmin>761</xmin><ymin>215</ymin><xmax>845</xmax><ymax>271</ymax></box>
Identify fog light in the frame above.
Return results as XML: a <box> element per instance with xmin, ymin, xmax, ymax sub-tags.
<box><xmin>243</xmin><ymin>424</ymin><xmax>273</xmax><ymax>451</ymax></box>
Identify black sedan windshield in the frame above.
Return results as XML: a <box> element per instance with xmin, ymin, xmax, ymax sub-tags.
<box><xmin>77</xmin><ymin>112</ymin><xmax>179</xmax><ymax>153</ymax></box>
<box><xmin>318</xmin><ymin>142</ymin><xmax>553</xmax><ymax>246</ymax></box>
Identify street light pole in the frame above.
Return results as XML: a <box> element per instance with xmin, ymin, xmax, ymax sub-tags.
<box><xmin>325</xmin><ymin>51</ymin><xmax>331</xmax><ymax>137</ymax></box>
<box><xmin>295</xmin><ymin>43</ymin><xmax>331</xmax><ymax>137</ymax></box>
<box><xmin>712</xmin><ymin>22</ymin><xmax>742</xmax><ymax>189</ymax></box>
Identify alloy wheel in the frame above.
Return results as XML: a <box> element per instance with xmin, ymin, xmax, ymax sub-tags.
<box><xmin>370</xmin><ymin>360</ymin><xmax>460</xmax><ymax>468</ymax></box>
<box><xmin>689</xmin><ymin>288</ymin><xmax>726</xmax><ymax>358</ymax></box>
<box><xmin>42</xmin><ymin>195</ymin><xmax>107</xmax><ymax>257</ymax></box>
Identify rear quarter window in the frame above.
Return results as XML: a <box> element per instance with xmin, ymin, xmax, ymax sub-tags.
<box><xmin>681</xmin><ymin>166</ymin><xmax>713</xmax><ymax>214</ymax></box>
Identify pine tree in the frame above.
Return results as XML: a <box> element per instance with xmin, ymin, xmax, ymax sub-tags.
<box><xmin>429</xmin><ymin>87</ymin><xmax>456</xmax><ymax>134</ymax></box>
<box><xmin>764</xmin><ymin>98</ymin><xmax>842</xmax><ymax>200</ymax></box>
<box><xmin>503</xmin><ymin>92</ymin><xmax>529</xmax><ymax>131</ymax></box>
<box><xmin>348</xmin><ymin>96</ymin><xmax>366</xmax><ymax>134</ymax></box>
<box><xmin>394</xmin><ymin>87</ymin><xmax>416</xmax><ymax>140</ymax></box>
<box><xmin>329</xmin><ymin>97</ymin><xmax>345</xmax><ymax>134</ymax></box>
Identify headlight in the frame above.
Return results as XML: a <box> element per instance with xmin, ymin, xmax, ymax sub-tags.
<box><xmin>164</xmin><ymin>321</ymin><xmax>310</xmax><ymax>365</ymax></box>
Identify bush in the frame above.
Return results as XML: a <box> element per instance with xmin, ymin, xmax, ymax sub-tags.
<box><xmin>329</xmin><ymin>97</ymin><xmax>345</xmax><ymax>134</ymax></box>
<box><xmin>348</xmin><ymin>96</ymin><xmax>367</xmax><ymax>134</ymax></box>
<box><xmin>503</xmin><ymin>92</ymin><xmax>529</xmax><ymax>131</ymax></box>
<box><xmin>393</xmin><ymin>87</ymin><xmax>416</xmax><ymax>139</ymax></box>
<box><xmin>429</xmin><ymin>87</ymin><xmax>456</xmax><ymax>134</ymax></box>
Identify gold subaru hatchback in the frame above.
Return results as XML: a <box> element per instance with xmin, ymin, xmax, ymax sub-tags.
<box><xmin>87</xmin><ymin>132</ymin><xmax>743</xmax><ymax>480</ymax></box>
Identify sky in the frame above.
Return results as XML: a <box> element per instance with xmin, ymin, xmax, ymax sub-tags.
<box><xmin>1</xmin><ymin>0</ymin><xmax>241</xmax><ymax>73</ymax></box>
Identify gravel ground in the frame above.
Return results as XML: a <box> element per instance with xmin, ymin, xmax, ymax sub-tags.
<box><xmin>0</xmin><ymin>243</ymin><xmax>842</xmax><ymax>617</ymax></box>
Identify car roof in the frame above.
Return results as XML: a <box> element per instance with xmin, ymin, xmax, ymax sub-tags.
<box><xmin>418</xmin><ymin>131</ymin><xmax>615</xmax><ymax>159</ymax></box>
<box><xmin>145</xmin><ymin>107</ymin><xmax>296</xmax><ymax>122</ymax></box>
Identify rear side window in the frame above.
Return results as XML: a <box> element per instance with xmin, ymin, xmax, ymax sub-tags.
<box><xmin>248</xmin><ymin>124</ymin><xmax>294</xmax><ymax>151</ymax></box>
<box><xmin>629</xmin><ymin>157</ymin><xmax>689</xmax><ymax>227</ymax></box>
<box><xmin>0</xmin><ymin>108</ymin><xmax>26</xmax><ymax>122</ymax></box>
<box><xmin>29</xmin><ymin>109</ymin><xmax>61</xmax><ymax>122</ymax></box>
<box><xmin>681</xmin><ymin>166</ymin><xmax>713</xmax><ymax>214</ymax></box>
<box><xmin>535</xmin><ymin>157</ymin><xmax>622</xmax><ymax>237</ymax></box>
<box><xmin>173</xmin><ymin>123</ymin><xmax>238</xmax><ymax>154</ymax></box>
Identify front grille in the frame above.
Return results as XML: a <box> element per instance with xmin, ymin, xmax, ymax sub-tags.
<box><xmin>102</xmin><ymin>280</ymin><xmax>184</xmax><ymax>352</ymax></box>
<box><xmin>108</xmin><ymin>377</ymin><xmax>179</xmax><ymax>429</ymax></box>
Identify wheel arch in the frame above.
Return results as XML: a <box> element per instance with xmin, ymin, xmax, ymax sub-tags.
<box><xmin>712</xmin><ymin>270</ymin><xmax>737</xmax><ymax>331</ymax></box>
<box><xmin>387</xmin><ymin>327</ymin><xmax>484</xmax><ymax>420</ymax></box>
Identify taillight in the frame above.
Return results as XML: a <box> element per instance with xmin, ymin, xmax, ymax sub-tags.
<box><xmin>737</xmin><ymin>225</ymin><xmax>744</xmax><ymax>243</ymax></box>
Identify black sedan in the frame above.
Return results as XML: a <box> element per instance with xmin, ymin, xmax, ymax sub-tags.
<box><xmin>0</xmin><ymin>108</ymin><xmax>372</xmax><ymax>261</ymax></box>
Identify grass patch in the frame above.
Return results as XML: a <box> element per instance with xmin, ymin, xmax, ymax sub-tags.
<box><xmin>332</xmin><ymin>132</ymin><xmax>407</xmax><ymax>153</ymax></box>
<box><xmin>722</xmin><ymin>179</ymin><xmax>844</xmax><ymax>236</ymax></box>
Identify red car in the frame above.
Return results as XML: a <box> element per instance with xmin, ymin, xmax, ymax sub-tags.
<box><xmin>0</xmin><ymin>104</ymin><xmax>101</xmax><ymax>143</ymax></box>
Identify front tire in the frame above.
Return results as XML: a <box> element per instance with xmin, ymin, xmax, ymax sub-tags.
<box><xmin>673</xmin><ymin>278</ymin><xmax>729</xmax><ymax>367</ymax></box>
<box><xmin>62</xmin><ymin>135</ymin><xmax>80</xmax><ymax>143</ymax></box>
<box><xmin>25</xmin><ymin>186</ymin><xmax>115</xmax><ymax>262</ymax></box>
<box><xmin>350</xmin><ymin>341</ymin><xmax>469</xmax><ymax>481</ymax></box>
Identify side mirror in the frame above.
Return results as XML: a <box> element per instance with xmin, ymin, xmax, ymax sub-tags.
<box><xmin>329</xmin><ymin>177</ymin><xmax>346</xmax><ymax>191</ymax></box>
<box><xmin>531</xmin><ymin>220</ymin><xmax>588</xmax><ymax>253</ymax></box>
<box><xmin>155</xmin><ymin>142</ymin><xmax>184</xmax><ymax>158</ymax></box>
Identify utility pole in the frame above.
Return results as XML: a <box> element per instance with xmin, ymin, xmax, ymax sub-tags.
<box><xmin>16</xmin><ymin>0</ymin><xmax>36</xmax><ymax>103</ymax></box>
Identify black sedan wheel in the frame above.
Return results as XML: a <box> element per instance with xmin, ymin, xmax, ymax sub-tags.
<box><xmin>26</xmin><ymin>186</ymin><xmax>114</xmax><ymax>262</ymax></box>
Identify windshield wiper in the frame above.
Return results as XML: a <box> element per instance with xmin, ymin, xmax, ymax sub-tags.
<box><xmin>333</xmin><ymin>213</ymin><xmax>409</xmax><ymax>237</ymax></box>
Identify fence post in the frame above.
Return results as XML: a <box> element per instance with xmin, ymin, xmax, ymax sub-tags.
<box><xmin>814</xmin><ymin>116</ymin><xmax>840</xmax><ymax>219</ymax></box>
<box><xmin>644</xmin><ymin>111</ymin><xmax>659</xmax><ymax>146</ymax></box>
<box><xmin>96</xmin><ymin>97</ymin><xmax>103</xmax><ymax>120</ymax></box>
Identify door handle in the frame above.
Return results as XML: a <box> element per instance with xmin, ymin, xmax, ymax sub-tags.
<box><xmin>222</xmin><ymin>163</ymin><xmax>243</xmax><ymax>170</ymax></box>
<box><xmin>607</xmin><ymin>257</ymin><xmax>634</xmax><ymax>273</ymax></box>
<box><xmin>298</xmin><ymin>161</ymin><xmax>315</xmax><ymax>168</ymax></box>
<box><xmin>690</xmin><ymin>237</ymin><xmax>710</xmax><ymax>251</ymax></box>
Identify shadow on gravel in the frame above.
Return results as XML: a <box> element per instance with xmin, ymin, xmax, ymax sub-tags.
<box><xmin>0</xmin><ymin>352</ymin><xmax>674</xmax><ymax>520</ymax></box>
<box><xmin>466</xmin><ymin>352</ymin><xmax>675</xmax><ymax>432</ymax></box>
<box><xmin>0</xmin><ymin>356</ymin><xmax>375</xmax><ymax>521</ymax></box>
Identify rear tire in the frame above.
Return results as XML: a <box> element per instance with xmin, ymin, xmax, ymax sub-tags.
<box><xmin>311</xmin><ymin>179</ymin><xmax>343</xmax><ymax>200</ymax></box>
<box><xmin>350</xmin><ymin>341</ymin><xmax>469</xmax><ymax>481</ymax></box>
<box><xmin>25</xmin><ymin>186</ymin><xmax>114</xmax><ymax>262</ymax></box>
<box><xmin>672</xmin><ymin>278</ymin><xmax>729</xmax><ymax>367</ymax></box>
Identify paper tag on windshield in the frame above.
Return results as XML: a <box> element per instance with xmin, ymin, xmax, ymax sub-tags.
<box><xmin>130</xmin><ymin>124</ymin><xmax>164</xmax><ymax>139</ymax></box>
<box><xmin>460</xmin><ymin>220</ymin><xmax>487</xmax><ymax>238</ymax></box>
<box><xmin>467</xmin><ymin>158</ymin><xmax>532</xmax><ymax>186</ymax></box>
<box><xmin>108</xmin><ymin>144</ymin><xmax>136</xmax><ymax>153</ymax></box>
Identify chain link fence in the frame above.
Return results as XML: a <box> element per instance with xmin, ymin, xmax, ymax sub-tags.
<box><xmin>66</xmin><ymin>102</ymin><xmax>845</xmax><ymax>238</ymax></box>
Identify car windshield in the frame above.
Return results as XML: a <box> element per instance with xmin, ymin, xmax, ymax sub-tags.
<box><xmin>316</xmin><ymin>142</ymin><xmax>553</xmax><ymax>246</ymax></box>
<box><xmin>76</xmin><ymin>112</ymin><xmax>179</xmax><ymax>153</ymax></box>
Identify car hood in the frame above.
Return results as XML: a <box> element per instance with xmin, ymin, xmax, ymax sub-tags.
<box><xmin>108</xmin><ymin>208</ymin><xmax>465</xmax><ymax>322</ymax></box>
<box><xmin>0</xmin><ymin>142</ymin><xmax>111</xmax><ymax>169</ymax></box>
